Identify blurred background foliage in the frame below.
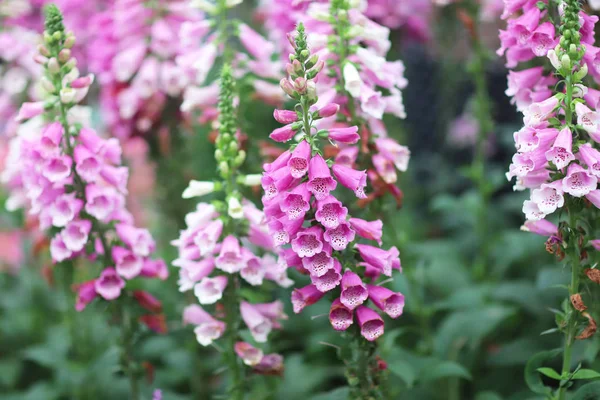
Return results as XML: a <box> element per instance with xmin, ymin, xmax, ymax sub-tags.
<box><xmin>2</xmin><ymin>1</ymin><xmax>600</xmax><ymax>400</ymax></box>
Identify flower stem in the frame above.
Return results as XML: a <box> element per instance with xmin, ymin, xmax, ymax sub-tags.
<box><xmin>557</xmin><ymin>210</ymin><xmax>580</xmax><ymax>400</ymax></box>
<box><xmin>222</xmin><ymin>276</ymin><xmax>244</xmax><ymax>400</ymax></box>
<box><xmin>465</xmin><ymin>3</ymin><xmax>494</xmax><ymax>281</ymax></box>
<box><xmin>120</xmin><ymin>303</ymin><xmax>140</xmax><ymax>400</ymax></box>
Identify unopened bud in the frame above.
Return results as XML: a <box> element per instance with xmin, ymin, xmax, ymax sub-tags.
<box><xmin>235</xmin><ymin>150</ymin><xmax>246</xmax><ymax>166</ymax></box>
<box><xmin>41</xmin><ymin>77</ymin><xmax>56</xmax><ymax>93</ymax></box>
<box><xmin>228</xmin><ymin>141</ymin><xmax>238</xmax><ymax>153</ymax></box>
<box><xmin>214</xmin><ymin>149</ymin><xmax>223</xmax><ymax>161</ymax></box>
<box><xmin>575</xmin><ymin>63</ymin><xmax>588</xmax><ymax>81</ymax></box>
<box><xmin>280</xmin><ymin>78</ymin><xmax>296</xmax><ymax>97</ymax></box>
<box><xmin>307</xmin><ymin>60</ymin><xmax>324</xmax><ymax>79</ymax></box>
<box><xmin>287</xmin><ymin>32</ymin><xmax>297</xmax><ymax>49</ymax></box>
<box><xmin>300</xmin><ymin>49</ymin><xmax>310</xmax><ymax>60</ymax></box>
<box><xmin>58</xmin><ymin>49</ymin><xmax>71</xmax><ymax>63</ymax></box>
<box><xmin>219</xmin><ymin>161</ymin><xmax>229</xmax><ymax>175</ymax></box>
<box><xmin>293</xmin><ymin>77</ymin><xmax>307</xmax><ymax>94</ymax></box>
<box><xmin>306</xmin><ymin>80</ymin><xmax>317</xmax><ymax>103</ymax></box>
<box><xmin>241</xmin><ymin>174</ymin><xmax>262</xmax><ymax>186</ymax></box>
<box><xmin>38</xmin><ymin>45</ymin><xmax>50</xmax><ymax>57</ymax></box>
<box><xmin>52</xmin><ymin>31</ymin><xmax>62</xmax><ymax>42</ymax></box>
<box><xmin>47</xmin><ymin>58</ymin><xmax>60</xmax><ymax>74</ymax></box>
<box><xmin>305</xmin><ymin>54</ymin><xmax>319</xmax><ymax>69</ymax></box>
<box><xmin>43</xmin><ymin>32</ymin><xmax>52</xmax><ymax>44</ymax></box>
<box><xmin>34</xmin><ymin>55</ymin><xmax>49</xmax><ymax>65</ymax></box>
<box><xmin>64</xmin><ymin>34</ymin><xmax>75</xmax><ymax>49</ymax></box>
<box><xmin>561</xmin><ymin>54</ymin><xmax>571</xmax><ymax>70</ymax></box>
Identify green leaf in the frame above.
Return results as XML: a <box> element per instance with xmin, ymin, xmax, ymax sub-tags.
<box><xmin>525</xmin><ymin>349</ymin><xmax>561</xmax><ymax>395</ymax></box>
<box><xmin>388</xmin><ymin>359</ymin><xmax>417</xmax><ymax>388</ymax></box>
<box><xmin>573</xmin><ymin>381</ymin><xmax>600</xmax><ymax>400</ymax></box>
<box><xmin>572</xmin><ymin>369</ymin><xmax>600</xmax><ymax>380</ymax></box>
<box><xmin>420</xmin><ymin>361</ymin><xmax>472</xmax><ymax>382</ymax></box>
<box><xmin>311</xmin><ymin>387</ymin><xmax>350</xmax><ymax>400</ymax></box>
<box><xmin>537</xmin><ymin>367</ymin><xmax>562</xmax><ymax>380</ymax></box>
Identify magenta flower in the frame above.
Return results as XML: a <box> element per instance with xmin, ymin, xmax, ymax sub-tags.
<box><xmin>288</xmin><ymin>140</ymin><xmax>311</xmax><ymax>178</ymax></box>
<box><xmin>291</xmin><ymin>284</ymin><xmax>326</xmax><ymax>314</ymax></box>
<box><xmin>95</xmin><ymin>268</ymin><xmax>126</xmax><ymax>301</ymax></box>
<box><xmin>356</xmin><ymin>305</ymin><xmax>384</xmax><ymax>341</ymax></box>
<box><xmin>367</xmin><ymin>285</ymin><xmax>405</xmax><ymax>319</ymax></box>
<box><xmin>315</xmin><ymin>196</ymin><xmax>348</xmax><ymax>229</ymax></box>
<box><xmin>328</xmin><ymin>126</ymin><xmax>360</xmax><ymax>144</ymax></box>
<box><xmin>349</xmin><ymin>218</ymin><xmax>383</xmax><ymax>245</ymax></box>
<box><xmin>194</xmin><ymin>276</ymin><xmax>228</xmax><ymax>304</ymax></box>
<box><xmin>324</xmin><ymin>222</ymin><xmax>356</xmax><ymax>251</ymax></box>
<box><xmin>307</xmin><ymin>154</ymin><xmax>338</xmax><ymax>200</ymax></box>
<box><xmin>331</xmin><ymin>164</ymin><xmax>368</xmax><ymax>198</ymax></box>
<box><xmin>235</xmin><ymin>342</ymin><xmax>265</xmax><ymax>366</ymax></box>
<box><xmin>329</xmin><ymin>298</ymin><xmax>354</xmax><ymax>331</ymax></box>
<box><xmin>215</xmin><ymin>235</ymin><xmax>245</xmax><ymax>273</ymax></box>
<box><xmin>340</xmin><ymin>270</ymin><xmax>368</xmax><ymax>310</ymax></box>
<box><xmin>291</xmin><ymin>226</ymin><xmax>324</xmax><ymax>258</ymax></box>
<box><xmin>241</xmin><ymin>301</ymin><xmax>273</xmax><ymax>343</ymax></box>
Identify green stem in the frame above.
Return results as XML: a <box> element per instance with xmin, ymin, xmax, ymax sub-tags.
<box><xmin>557</xmin><ymin>210</ymin><xmax>580</xmax><ymax>400</ymax></box>
<box><xmin>467</xmin><ymin>7</ymin><xmax>494</xmax><ymax>281</ymax></box>
<box><xmin>120</xmin><ymin>303</ymin><xmax>140</xmax><ymax>400</ymax></box>
<box><xmin>223</xmin><ymin>276</ymin><xmax>244</xmax><ymax>400</ymax></box>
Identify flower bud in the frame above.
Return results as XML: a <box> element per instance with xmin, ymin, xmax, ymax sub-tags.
<box><xmin>305</xmin><ymin>54</ymin><xmax>319</xmax><ymax>69</ymax></box>
<box><xmin>280</xmin><ymin>78</ymin><xmax>297</xmax><ymax>97</ymax></box>
<box><xmin>575</xmin><ymin>63</ymin><xmax>588</xmax><ymax>81</ymax></box>
<box><xmin>561</xmin><ymin>54</ymin><xmax>571</xmax><ymax>70</ymax></box>
<box><xmin>287</xmin><ymin>32</ymin><xmax>297</xmax><ymax>49</ymax></box>
<box><xmin>47</xmin><ymin>58</ymin><xmax>60</xmax><ymax>75</ymax></box>
<box><xmin>58</xmin><ymin>49</ymin><xmax>71</xmax><ymax>64</ymax></box>
<box><xmin>274</xmin><ymin>109</ymin><xmax>298</xmax><ymax>124</ymax></box>
<box><xmin>60</xmin><ymin>87</ymin><xmax>76</xmax><ymax>104</ymax></box>
<box><xmin>241</xmin><ymin>174</ymin><xmax>262</xmax><ymax>186</ymax></box>
<box><xmin>227</xmin><ymin>197</ymin><xmax>244</xmax><ymax>219</ymax></box>
<box><xmin>64</xmin><ymin>34</ymin><xmax>75</xmax><ymax>49</ymax></box>
<box><xmin>547</xmin><ymin>50</ymin><xmax>561</xmax><ymax>70</ymax></box>
<box><xmin>38</xmin><ymin>45</ymin><xmax>50</xmax><ymax>57</ymax></box>
<box><xmin>300</xmin><ymin>49</ymin><xmax>310</xmax><ymax>60</ymax></box>
<box><xmin>292</xmin><ymin>59</ymin><xmax>303</xmax><ymax>75</ymax></box>
<box><xmin>52</xmin><ymin>31</ymin><xmax>62</xmax><ymax>42</ymax></box>
<box><xmin>34</xmin><ymin>55</ymin><xmax>49</xmax><ymax>65</ymax></box>
<box><xmin>219</xmin><ymin>161</ymin><xmax>229</xmax><ymax>175</ymax></box>
<box><xmin>182</xmin><ymin>180</ymin><xmax>217</xmax><ymax>199</ymax></box>
<box><xmin>318</xmin><ymin>103</ymin><xmax>340</xmax><ymax>118</ymax></box>
<box><xmin>41</xmin><ymin>77</ymin><xmax>56</xmax><ymax>93</ymax></box>
<box><xmin>234</xmin><ymin>150</ymin><xmax>246</xmax><ymax>166</ymax></box>
<box><xmin>293</xmin><ymin>77</ymin><xmax>307</xmax><ymax>94</ymax></box>
<box><xmin>306</xmin><ymin>80</ymin><xmax>317</xmax><ymax>103</ymax></box>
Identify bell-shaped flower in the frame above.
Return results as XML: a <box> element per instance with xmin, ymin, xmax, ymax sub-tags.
<box><xmin>356</xmin><ymin>305</ymin><xmax>384</xmax><ymax>341</ymax></box>
<box><xmin>329</xmin><ymin>298</ymin><xmax>354</xmax><ymax>331</ymax></box>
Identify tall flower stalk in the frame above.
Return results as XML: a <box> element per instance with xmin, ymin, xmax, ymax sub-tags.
<box><xmin>459</xmin><ymin>0</ymin><xmax>495</xmax><ymax>280</ymax></box>
<box><xmin>502</xmin><ymin>0</ymin><xmax>600</xmax><ymax>397</ymax></box>
<box><xmin>263</xmin><ymin>23</ymin><xmax>404</xmax><ymax>399</ymax></box>
<box><xmin>7</xmin><ymin>5</ymin><xmax>169</xmax><ymax>399</ymax></box>
<box><xmin>174</xmin><ymin>65</ymin><xmax>290</xmax><ymax>399</ymax></box>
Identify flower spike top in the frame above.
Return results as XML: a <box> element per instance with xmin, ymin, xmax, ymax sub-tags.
<box><xmin>261</xmin><ymin>23</ymin><xmax>404</xmax><ymax>341</ymax></box>
<box><xmin>175</xmin><ymin>65</ymin><xmax>289</xmax><ymax>380</ymax></box>
<box><xmin>3</xmin><ymin>4</ymin><xmax>167</xmax><ymax>320</ymax></box>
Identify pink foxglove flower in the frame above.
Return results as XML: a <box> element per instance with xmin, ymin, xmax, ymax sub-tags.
<box><xmin>261</xmin><ymin>24</ymin><xmax>405</xmax><ymax>343</ymax></box>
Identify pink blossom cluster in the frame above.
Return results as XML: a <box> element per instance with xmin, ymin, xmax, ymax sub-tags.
<box><xmin>263</xmin><ymin>136</ymin><xmax>404</xmax><ymax>341</ymax></box>
<box><xmin>2</xmin><ymin>30</ymin><xmax>167</xmax><ymax>313</ymax></box>
<box><xmin>174</xmin><ymin>200</ymin><xmax>292</xmax><ymax>347</ymax></box>
<box><xmin>257</xmin><ymin>0</ymin><xmax>433</xmax><ymax>46</ymax></box>
<box><xmin>262</xmin><ymin>32</ymin><xmax>405</xmax><ymax>340</ymax></box>
<box><xmin>263</xmin><ymin>1</ymin><xmax>411</xmax><ymax>202</ymax></box>
<box><xmin>177</xmin><ymin>3</ymin><xmax>284</xmax><ymax>121</ymax></box>
<box><xmin>501</xmin><ymin>2</ymin><xmax>600</xmax><ymax>224</ymax></box>
<box><xmin>87</xmin><ymin>0</ymin><xmax>203</xmax><ymax>138</ymax></box>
